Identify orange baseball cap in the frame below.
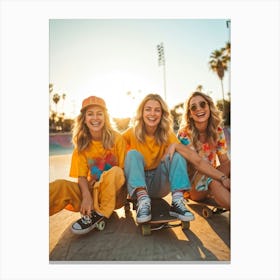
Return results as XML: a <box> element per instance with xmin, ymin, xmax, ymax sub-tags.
<box><xmin>81</xmin><ymin>96</ymin><xmax>107</xmax><ymax>112</ymax></box>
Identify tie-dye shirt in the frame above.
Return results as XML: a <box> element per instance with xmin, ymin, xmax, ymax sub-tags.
<box><xmin>69</xmin><ymin>132</ymin><xmax>126</xmax><ymax>181</ymax></box>
<box><xmin>177</xmin><ymin>126</ymin><xmax>227</xmax><ymax>168</ymax></box>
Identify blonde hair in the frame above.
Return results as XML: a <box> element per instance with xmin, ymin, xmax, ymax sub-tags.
<box><xmin>72</xmin><ymin>105</ymin><xmax>115</xmax><ymax>152</ymax></box>
<box><xmin>180</xmin><ymin>91</ymin><xmax>223</xmax><ymax>151</ymax></box>
<box><xmin>133</xmin><ymin>93</ymin><xmax>173</xmax><ymax>145</ymax></box>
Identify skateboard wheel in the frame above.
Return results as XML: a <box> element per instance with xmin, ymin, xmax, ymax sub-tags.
<box><xmin>181</xmin><ymin>221</ymin><xmax>190</xmax><ymax>230</ymax></box>
<box><xmin>96</xmin><ymin>220</ymin><xmax>106</xmax><ymax>231</ymax></box>
<box><xmin>202</xmin><ymin>207</ymin><xmax>212</xmax><ymax>219</ymax></box>
<box><xmin>124</xmin><ymin>202</ymin><xmax>130</xmax><ymax>212</ymax></box>
<box><xmin>213</xmin><ymin>207</ymin><xmax>226</xmax><ymax>214</ymax></box>
<box><xmin>141</xmin><ymin>224</ymin><xmax>151</xmax><ymax>236</ymax></box>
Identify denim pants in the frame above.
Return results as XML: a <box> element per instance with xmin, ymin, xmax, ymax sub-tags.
<box><xmin>124</xmin><ymin>149</ymin><xmax>191</xmax><ymax>199</ymax></box>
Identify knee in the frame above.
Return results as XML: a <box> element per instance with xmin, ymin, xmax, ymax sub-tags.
<box><xmin>172</xmin><ymin>152</ymin><xmax>183</xmax><ymax>161</ymax></box>
<box><xmin>126</xmin><ymin>149</ymin><xmax>142</xmax><ymax>158</ymax></box>
<box><xmin>110</xmin><ymin>165</ymin><xmax>122</xmax><ymax>172</ymax></box>
<box><xmin>125</xmin><ymin>150</ymin><xmax>143</xmax><ymax>163</ymax></box>
<box><xmin>110</xmin><ymin>166</ymin><xmax>124</xmax><ymax>178</ymax></box>
<box><xmin>107</xmin><ymin>166</ymin><xmax>125</xmax><ymax>184</ymax></box>
<box><xmin>169</xmin><ymin>152</ymin><xmax>186</xmax><ymax>166</ymax></box>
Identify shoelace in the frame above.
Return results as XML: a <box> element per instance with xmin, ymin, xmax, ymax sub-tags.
<box><xmin>81</xmin><ymin>215</ymin><xmax>92</xmax><ymax>225</ymax></box>
<box><xmin>137</xmin><ymin>199</ymin><xmax>151</xmax><ymax>215</ymax></box>
<box><xmin>173</xmin><ymin>198</ymin><xmax>188</xmax><ymax>212</ymax></box>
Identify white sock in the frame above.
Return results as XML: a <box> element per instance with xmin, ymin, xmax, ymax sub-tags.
<box><xmin>136</xmin><ymin>189</ymin><xmax>149</xmax><ymax>202</ymax></box>
<box><xmin>172</xmin><ymin>191</ymin><xmax>184</xmax><ymax>203</ymax></box>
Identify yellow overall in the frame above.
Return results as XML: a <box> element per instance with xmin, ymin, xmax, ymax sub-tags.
<box><xmin>49</xmin><ymin>166</ymin><xmax>127</xmax><ymax>218</ymax></box>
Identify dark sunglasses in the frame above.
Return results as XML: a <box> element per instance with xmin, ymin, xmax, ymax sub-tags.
<box><xmin>190</xmin><ymin>101</ymin><xmax>208</xmax><ymax>112</ymax></box>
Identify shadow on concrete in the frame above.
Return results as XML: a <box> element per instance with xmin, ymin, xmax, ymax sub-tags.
<box><xmin>50</xmin><ymin>209</ymin><xmax>221</xmax><ymax>262</ymax></box>
<box><xmin>187</xmin><ymin>203</ymin><xmax>230</xmax><ymax>248</ymax></box>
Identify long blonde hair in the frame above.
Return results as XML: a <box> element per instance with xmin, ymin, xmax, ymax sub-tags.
<box><xmin>72</xmin><ymin>106</ymin><xmax>115</xmax><ymax>152</ymax></box>
<box><xmin>180</xmin><ymin>91</ymin><xmax>223</xmax><ymax>150</ymax></box>
<box><xmin>133</xmin><ymin>93</ymin><xmax>173</xmax><ymax>145</ymax></box>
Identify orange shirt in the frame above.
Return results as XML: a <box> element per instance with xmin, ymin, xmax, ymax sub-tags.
<box><xmin>69</xmin><ymin>132</ymin><xmax>126</xmax><ymax>181</ymax></box>
<box><xmin>122</xmin><ymin>127</ymin><xmax>179</xmax><ymax>170</ymax></box>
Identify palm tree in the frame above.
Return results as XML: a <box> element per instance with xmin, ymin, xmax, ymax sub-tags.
<box><xmin>49</xmin><ymin>83</ymin><xmax>54</xmax><ymax>112</ymax></box>
<box><xmin>61</xmin><ymin>93</ymin><xmax>66</xmax><ymax>115</ymax></box>
<box><xmin>209</xmin><ymin>43</ymin><xmax>230</xmax><ymax>112</ymax></box>
<box><xmin>196</xmin><ymin>84</ymin><xmax>204</xmax><ymax>92</ymax></box>
<box><xmin>222</xmin><ymin>41</ymin><xmax>231</xmax><ymax>104</ymax></box>
<box><xmin>53</xmin><ymin>93</ymin><xmax>60</xmax><ymax>114</ymax></box>
<box><xmin>222</xmin><ymin>41</ymin><xmax>231</xmax><ymax>62</ymax></box>
<box><xmin>49</xmin><ymin>83</ymin><xmax>53</xmax><ymax>94</ymax></box>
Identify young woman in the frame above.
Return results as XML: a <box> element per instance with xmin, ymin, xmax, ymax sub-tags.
<box><xmin>49</xmin><ymin>96</ymin><xmax>127</xmax><ymax>235</ymax></box>
<box><xmin>122</xmin><ymin>93</ymin><xmax>229</xmax><ymax>224</ymax></box>
<box><xmin>177</xmin><ymin>91</ymin><xmax>230</xmax><ymax>209</ymax></box>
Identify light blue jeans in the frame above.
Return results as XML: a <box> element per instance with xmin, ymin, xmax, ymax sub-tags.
<box><xmin>124</xmin><ymin>150</ymin><xmax>191</xmax><ymax>199</ymax></box>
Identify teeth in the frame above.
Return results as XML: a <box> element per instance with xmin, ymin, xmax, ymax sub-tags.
<box><xmin>196</xmin><ymin>113</ymin><xmax>205</xmax><ymax>117</ymax></box>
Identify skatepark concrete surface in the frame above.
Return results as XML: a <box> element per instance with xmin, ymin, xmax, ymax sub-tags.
<box><xmin>49</xmin><ymin>154</ymin><xmax>230</xmax><ymax>263</ymax></box>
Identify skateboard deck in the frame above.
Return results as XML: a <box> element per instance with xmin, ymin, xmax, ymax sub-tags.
<box><xmin>125</xmin><ymin>198</ymin><xmax>190</xmax><ymax>236</ymax></box>
<box><xmin>187</xmin><ymin>197</ymin><xmax>228</xmax><ymax>219</ymax></box>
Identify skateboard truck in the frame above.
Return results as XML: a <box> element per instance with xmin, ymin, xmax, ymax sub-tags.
<box><xmin>141</xmin><ymin>220</ymin><xmax>190</xmax><ymax>236</ymax></box>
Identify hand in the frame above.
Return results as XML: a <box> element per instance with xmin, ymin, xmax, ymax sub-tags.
<box><xmin>80</xmin><ymin>193</ymin><xmax>93</xmax><ymax>216</ymax></box>
<box><xmin>221</xmin><ymin>177</ymin><xmax>230</xmax><ymax>190</ymax></box>
<box><xmin>162</xmin><ymin>143</ymin><xmax>177</xmax><ymax>161</ymax></box>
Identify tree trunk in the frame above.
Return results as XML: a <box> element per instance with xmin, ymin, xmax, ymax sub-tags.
<box><xmin>220</xmin><ymin>78</ymin><xmax>225</xmax><ymax>115</ymax></box>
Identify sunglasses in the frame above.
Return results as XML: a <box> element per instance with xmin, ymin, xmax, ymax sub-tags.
<box><xmin>190</xmin><ymin>101</ymin><xmax>208</xmax><ymax>112</ymax></box>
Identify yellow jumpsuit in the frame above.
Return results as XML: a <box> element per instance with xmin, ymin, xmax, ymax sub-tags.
<box><xmin>49</xmin><ymin>132</ymin><xmax>127</xmax><ymax>218</ymax></box>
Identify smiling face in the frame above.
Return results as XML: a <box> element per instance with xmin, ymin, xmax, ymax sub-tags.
<box><xmin>189</xmin><ymin>95</ymin><xmax>210</xmax><ymax>124</ymax></box>
<box><xmin>84</xmin><ymin>105</ymin><xmax>105</xmax><ymax>135</ymax></box>
<box><xmin>143</xmin><ymin>99</ymin><xmax>162</xmax><ymax>130</ymax></box>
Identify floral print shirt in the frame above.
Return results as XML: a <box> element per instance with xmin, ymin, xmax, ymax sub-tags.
<box><xmin>177</xmin><ymin>126</ymin><xmax>228</xmax><ymax>168</ymax></box>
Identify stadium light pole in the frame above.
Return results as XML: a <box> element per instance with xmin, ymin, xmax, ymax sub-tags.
<box><xmin>156</xmin><ymin>42</ymin><xmax>167</xmax><ymax>101</ymax></box>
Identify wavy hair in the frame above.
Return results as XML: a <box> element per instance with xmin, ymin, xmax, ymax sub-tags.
<box><xmin>72</xmin><ymin>105</ymin><xmax>115</xmax><ymax>152</ymax></box>
<box><xmin>133</xmin><ymin>93</ymin><xmax>173</xmax><ymax>145</ymax></box>
<box><xmin>180</xmin><ymin>91</ymin><xmax>223</xmax><ymax>151</ymax></box>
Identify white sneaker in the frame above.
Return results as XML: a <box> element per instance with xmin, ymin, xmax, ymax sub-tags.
<box><xmin>136</xmin><ymin>197</ymin><xmax>151</xmax><ymax>223</ymax></box>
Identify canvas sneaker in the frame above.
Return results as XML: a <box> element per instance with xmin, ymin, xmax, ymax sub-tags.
<box><xmin>71</xmin><ymin>211</ymin><xmax>103</xmax><ymax>235</ymax></box>
<box><xmin>169</xmin><ymin>198</ymin><xmax>194</xmax><ymax>221</ymax></box>
<box><xmin>136</xmin><ymin>197</ymin><xmax>151</xmax><ymax>223</ymax></box>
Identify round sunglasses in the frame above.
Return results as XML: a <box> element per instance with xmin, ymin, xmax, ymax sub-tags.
<box><xmin>190</xmin><ymin>101</ymin><xmax>208</xmax><ymax>112</ymax></box>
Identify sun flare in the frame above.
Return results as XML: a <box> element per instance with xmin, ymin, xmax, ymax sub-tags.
<box><xmin>87</xmin><ymin>70</ymin><xmax>159</xmax><ymax>119</ymax></box>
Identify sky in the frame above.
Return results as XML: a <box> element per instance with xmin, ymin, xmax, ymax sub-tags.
<box><xmin>49</xmin><ymin>19</ymin><xmax>230</xmax><ymax>118</ymax></box>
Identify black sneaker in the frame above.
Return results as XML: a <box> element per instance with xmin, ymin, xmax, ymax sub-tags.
<box><xmin>71</xmin><ymin>211</ymin><xmax>103</xmax><ymax>235</ymax></box>
<box><xmin>169</xmin><ymin>198</ymin><xmax>195</xmax><ymax>221</ymax></box>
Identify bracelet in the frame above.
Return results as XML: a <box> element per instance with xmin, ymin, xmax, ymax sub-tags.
<box><xmin>220</xmin><ymin>175</ymin><xmax>228</xmax><ymax>181</ymax></box>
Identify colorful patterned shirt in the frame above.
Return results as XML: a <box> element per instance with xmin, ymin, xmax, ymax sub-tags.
<box><xmin>69</xmin><ymin>132</ymin><xmax>126</xmax><ymax>181</ymax></box>
<box><xmin>177</xmin><ymin>127</ymin><xmax>228</xmax><ymax>168</ymax></box>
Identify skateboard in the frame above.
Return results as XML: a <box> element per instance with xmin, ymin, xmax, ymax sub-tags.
<box><xmin>186</xmin><ymin>170</ymin><xmax>229</xmax><ymax>219</ymax></box>
<box><xmin>187</xmin><ymin>197</ymin><xmax>228</xmax><ymax>219</ymax></box>
<box><xmin>125</xmin><ymin>198</ymin><xmax>190</xmax><ymax>236</ymax></box>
